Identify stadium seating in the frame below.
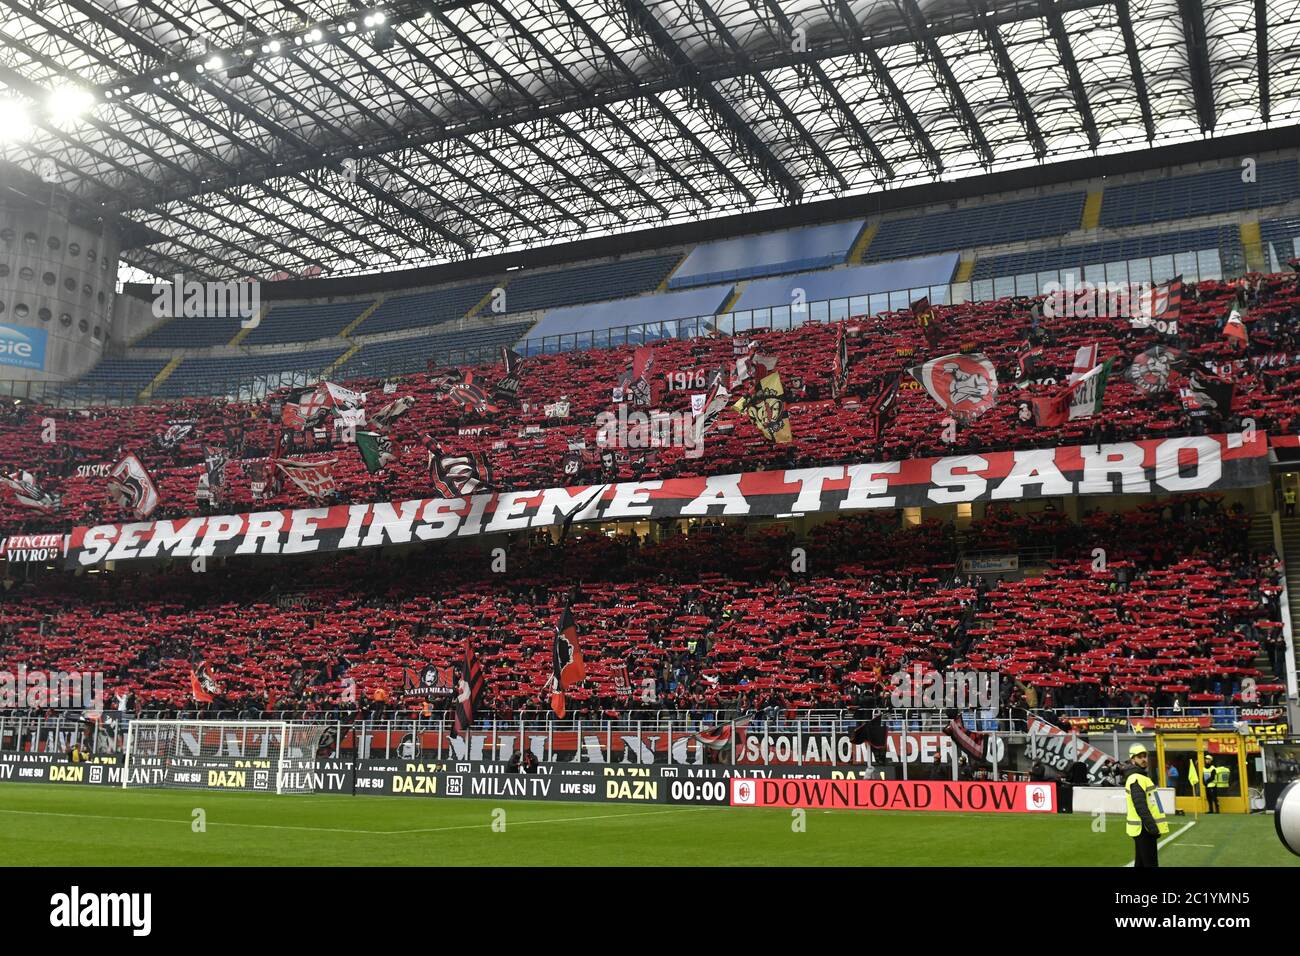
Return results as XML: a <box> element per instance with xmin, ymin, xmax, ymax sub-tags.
<box><xmin>66</xmin><ymin>358</ymin><xmax>170</xmax><ymax>400</ymax></box>
<box><xmin>153</xmin><ymin>347</ymin><xmax>348</xmax><ymax>399</ymax></box>
<box><xmin>133</xmin><ymin>315</ymin><xmax>245</xmax><ymax>349</ymax></box>
<box><xmin>334</xmin><ymin>321</ymin><xmax>535</xmax><ymax>380</ymax></box>
<box><xmin>352</xmin><ymin>281</ymin><xmax>497</xmax><ymax>337</ymax></box>
<box><xmin>1098</xmin><ymin>161</ymin><xmax>1299</xmax><ymax>229</ymax></box>
<box><xmin>971</xmin><ymin>227</ymin><xmax>1238</xmax><ymax>281</ymax></box>
<box><xmin>0</xmin><ymin>505</ymin><xmax>1283</xmax><ymax>717</ymax></box>
<box><xmin>4</xmin><ymin>271</ymin><xmax>1298</xmax><ymax>537</ymax></box>
<box><xmin>864</xmin><ymin>192</ymin><xmax>1086</xmax><ymax>261</ymax></box>
<box><xmin>501</xmin><ymin>255</ymin><xmax>681</xmax><ymax>313</ymax></box>
<box><xmin>243</xmin><ymin>300</ymin><xmax>373</xmax><ymax>346</ymax></box>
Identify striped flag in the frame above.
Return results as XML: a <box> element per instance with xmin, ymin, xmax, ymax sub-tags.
<box><xmin>453</xmin><ymin>640</ymin><xmax>484</xmax><ymax>737</ymax></box>
<box><xmin>1068</xmin><ymin>343</ymin><xmax>1099</xmax><ymax>383</ymax></box>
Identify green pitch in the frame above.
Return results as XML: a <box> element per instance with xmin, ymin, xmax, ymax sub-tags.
<box><xmin>1</xmin><ymin>784</ymin><xmax>1296</xmax><ymax>866</ymax></box>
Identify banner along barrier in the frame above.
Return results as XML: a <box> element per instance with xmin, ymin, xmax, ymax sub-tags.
<box><xmin>61</xmin><ymin>433</ymin><xmax>1266</xmax><ymax>567</ymax></box>
<box><xmin>729</xmin><ymin>777</ymin><xmax>1058</xmax><ymax>813</ymax></box>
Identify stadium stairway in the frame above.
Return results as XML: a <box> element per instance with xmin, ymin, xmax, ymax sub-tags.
<box><xmin>1241</xmin><ymin>222</ymin><xmax>1267</xmax><ymax>273</ymax></box>
<box><xmin>1252</xmin><ymin>515</ymin><xmax>1284</xmax><ymax>675</ymax></box>
<box><xmin>1275</xmin><ymin>515</ymin><xmax>1300</xmax><ymax>674</ymax></box>
<box><xmin>137</xmin><ymin>356</ymin><xmax>182</xmax><ymax>401</ymax></box>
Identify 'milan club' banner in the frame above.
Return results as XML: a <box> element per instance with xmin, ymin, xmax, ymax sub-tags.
<box><xmin>61</xmin><ymin>433</ymin><xmax>1265</xmax><ymax>568</ymax></box>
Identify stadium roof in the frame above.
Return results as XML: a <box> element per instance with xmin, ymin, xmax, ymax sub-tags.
<box><xmin>0</xmin><ymin>0</ymin><xmax>1296</xmax><ymax>281</ymax></box>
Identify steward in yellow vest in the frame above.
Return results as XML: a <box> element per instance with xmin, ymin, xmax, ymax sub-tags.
<box><xmin>1125</xmin><ymin>743</ymin><xmax>1169</xmax><ymax>867</ymax></box>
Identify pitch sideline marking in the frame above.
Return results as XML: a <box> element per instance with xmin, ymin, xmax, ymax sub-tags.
<box><xmin>1122</xmin><ymin>820</ymin><xmax>1196</xmax><ymax>867</ymax></box>
<box><xmin>0</xmin><ymin>804</ymin><xmax>711</xmax><ymax>836</ymax></box>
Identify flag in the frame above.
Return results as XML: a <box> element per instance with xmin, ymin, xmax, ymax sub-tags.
<box><xmin>549</xmin><ymin>606</ymin><xmax>586</xmax><ymax>718</ymax></box>
<box><xmin>1125</xmin><ymin>345</ymin><xmax>1184</xmax><ymax>394</ymax></box>
<box><xmin>1180</xmin><ymin>363</ymin><xmax>1235</xmax><ymax>415</ymax></box>
<box><xmin>1223</xmin><ymin>305</ymin><xmax>1249</xmax><ymax>347</ymax></box>
<box><xmin>281</xmin><ymin>385</ymin><xmax>330</xmax><ymax>428</ymax></box>
<box><xmin>454</xmin><ymin>640</ymin><xmax>485</xmax><ymax>736</ymax></box>
<box><xmin>908</xmin><ymin>352</ymin><xmax>997</xmax><ymax>420</ymax></box>
<box><xmin>732</xmin><ymin>343</ymin><xmax>777</xmax><ymax>391</ymax></box>
<box><xmin>0</xmin><ymin>470</ymin><xmax>59</xmax><ymax>512</ymax></box>
<box><xmin>355</xmin><ymin>431</ymin><xmax>394</xmax><ymax>474</ymax></box>
<box><xmin>692</xmin><ymin>374</ymin><xmax>731</xmax><ymax>445</ymax></box>
<box><xmin>321</xmin><ymin>381</ymin><xmax>366</xmax><ymax>411</ymax></box>
<box><xmin>1015</xmin><ymin>345</ymin><xmax>1045</xmax><ymax>381</ymax></box>
<box><xmin>693</xmin><ymin>716</ymin><xmax>752</xmax><ymax>752</ymax></box>
<box><xmin>369</xmin><ymin>396</ymin><xmax>415</xmax><ymax>430</ymax></box>
<box><xmin>552</xmin><ymin>607</ymin><xmax>586</xmax><ymax>689</ymax></box>
<box><xmin>428</xmin><ymin>444</ymin><xmax>494</xmax><ymax>497</ymax></box>
<box><xmin>1068</xmin><ymin>344</ymin><xmax>1099</xmax><ymax>384</ymax></box>
<box><xmin>190</xmin><ymin>661</ymin><xmax>223</xmax><ymax>704</ymax></box>
<box><xmin>157</xmin><ymin>419</ymin><xmax>195</xmax><ymax>451</ymax></box>
<box><xmin>912</xmin><ymin>297</ymin><xmax>944</xmax><ymax>345</ymax></box>
<box><xmin>866</xmin><ymin>373</ymin><xmax>900</xmax><ymax>438</ymax></box>
<box><xmin>733</xmin><ymin>371</ymin><xmax>792</xmax><ymax>443</ymax></box>
<box><xmin>1133</xmin><ymin>277</ymin><xmax>1182</xmax><ymax>336</ymax></box>
<box><xmin>831</xmin><ymin>322</ymin><xmax>850</xmax><ymax>398</ymax></box>
<box><xmin>1032</xmin><ymin>358</ymin><xmax>1113</xmax><ymax>426</ymax></box>
<box><xmin>107</xmin><ymin>454</ymin><xmax>159</xmax><ymax>519</ymax></box>
<box><xmin>204</xmin><ymin>446</ymin><xmax>228</xmax><ymax>490</ymax></box>
<box><xmin>403</xmin><ymin>664</ymin><xmax>454</xmax><ymax>698</ymax></box>
<box><xmin>274</xmin><ymin>457</ymin><xmax>337</xmax><ymax>499</ymax></box>
<box><xmin>445</xmin><ymin>370</ymin><xmax>500</xmax><ymax>415</ymax></box>
<box><xmin>493</xmin><ymin>347</ymin><xmax>523</xmax><ymax>402</ymax></box>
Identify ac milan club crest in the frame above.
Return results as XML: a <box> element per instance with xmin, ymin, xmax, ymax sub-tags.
<box><xmin>908</xmin><ymin>352</ymin><xmax>998</xmax><ymax>420</ymax></box>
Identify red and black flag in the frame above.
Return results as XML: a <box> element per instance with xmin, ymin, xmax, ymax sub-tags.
<box><xmin>494</xmin><ymin>347</ymin><xmax>523</xmax><ymax>403</ymax></box>
<box><xmin>831</xmin><ymin>321</ymin><xmax>850</xmax><ymax>398</ymax></box>
<box><xmin>427</xmin><ymin>441</ymin><xmax>495</xmax><ymax>497</ymax></box>
<box><xmin>445</xmin><ymin>370</ymin><xmax>500</xmax><ymax>415</ymax></box>
<box><xmin>549</xmin><ymin>606</ymin><xmax>586</xmax><ymax>718</ymax></box>
<box><xmin>911</xmin><ymin>296</ymin><xmax>944</xmax><ymax>346</ymax></box>
<box><xmin>453</xmin><ymin>640</ymin><xmax>485</xmax><ymax>737</ymax></box>
<box><xmin>190</xmin><ymin>660</ymin><xmax>224</xmax><ymax>704</ymax></box>
<box><xmin>866</xmin><ymin>373</ymin><xmax>900</xmax><ymax>438</ymax></box>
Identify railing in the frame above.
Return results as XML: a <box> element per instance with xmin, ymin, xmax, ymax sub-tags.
<box><xmin>0</xmin><ymin>246</ymin><xmax>1231</xmax><ymax>409</ymax></box>
<box><xmin>1</xmin><ymin>703</ymin><xmax>1280</xmax><ymax>762</ymax></box>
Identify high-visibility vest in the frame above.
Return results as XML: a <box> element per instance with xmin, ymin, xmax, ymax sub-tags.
<box><xmin>1125</xmin><ymin>770</ymin><xmax>1170</xmax><ymax>837</ymax></box>
<box><xmin>1213</xmin><ymin>765</ymin><xmax>1231</xmax><ymax>789</ymax></box>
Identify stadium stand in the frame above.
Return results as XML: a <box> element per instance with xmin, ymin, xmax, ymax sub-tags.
<box><xmin>730</xmin><ymin>253</ymin><xmax>960</xmax><ymax>312</ymax></box>
<box><xmin>0</xmin><ymin>505</ymin><xmax>1285</xmax><ymax>716</ymax></box>
<box><xmin>243</xmin><ymin>299</ymin><xmax>374</xmax><ymax>346</ymax></box>
<box><xmin>1</xmin><ymin>270</ymin><xmax>1294</xmax><ymax>537</ymax></box>
<box><xmin>352</xmin><ymin>281</ymin><xmax>497</xmax><ymax>336</ymax></box>
<box><xmin>1097</xmin><ymin>161</ymin><xmax>1300</xmax><ymax>228</ymax></box>
<box><xmin>667</xmin><ymin>220</ymin><xmax>865</xmax><ymax>288</ymax></box>
<box><xmin>501</xmin><ymin>255</ymin><xmax>681</xmax><ymax>313</ymax></box>
<box><xmin>133</xmin><ymin>314</ymin><xmax>245</xmax><ymax>349</ymax></box>
<box><xmin>864</xmin><ymin>192</ymin><xmax>1086</xmax><ymax>262</ymax></box>
<box><xmin>65</xmin><ymin>358</ymin><xmax>169</xmax><ymax>399</ymax></box>
<box><xmin>971</xmin><ymin>227</ymin><xmax>1238</xmax><ymax>281</ymax></box>
<box><xmin>152</xmin><ymin>347</ymin><xmax>347</xmax><ymax>398</ymax></box>
<box><xmin>334</xmin><ymin>321</ymin><xmax>535</xmax><ymax>380</ymax></box>
<box><xmin>525</xmin><ymin>285</ymin><xmax>734</xmax><ymax>345</ymax></box>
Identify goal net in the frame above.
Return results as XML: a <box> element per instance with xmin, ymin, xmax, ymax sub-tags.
<box><xmin>122</xmin><ymin>719</ymin><xmax>332</xmax><ymax>794</ymax></box>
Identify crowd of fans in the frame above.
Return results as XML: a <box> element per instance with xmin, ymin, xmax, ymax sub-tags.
<box><xmin>0</xmin><ymin>500</ymin><xmax>1286</xmax><ymax>722</ymax></box>
<box><xmin>1</xmin><ymin>271</ymin><xmax>1297</xmax><ymax>537</ymax></box>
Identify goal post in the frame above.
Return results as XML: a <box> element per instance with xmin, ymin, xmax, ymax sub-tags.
<box><xmin>122</xmin><ymin>719</ymin><xmax>332</xmax><ymax>794</ymax></box>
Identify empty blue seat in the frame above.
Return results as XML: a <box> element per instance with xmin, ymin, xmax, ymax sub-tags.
<box><xmin>1098</xmin><ymin>161</ymin><xmax>1299</xmax><ymax>228</ymax></box>
<box><xmin>866</xmin><ymin>192</ymin><xmax>1086</xmax><ymax>261</ymax></box>
<box><xmin>243</xmin><ymin>300</ymin><xmax>372</xmax><ymax>346</ymax></box>
<box><xmin>355</xmin><ymin>281</ymin><xmax>497</xmax><ymax>336</ymax></box>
